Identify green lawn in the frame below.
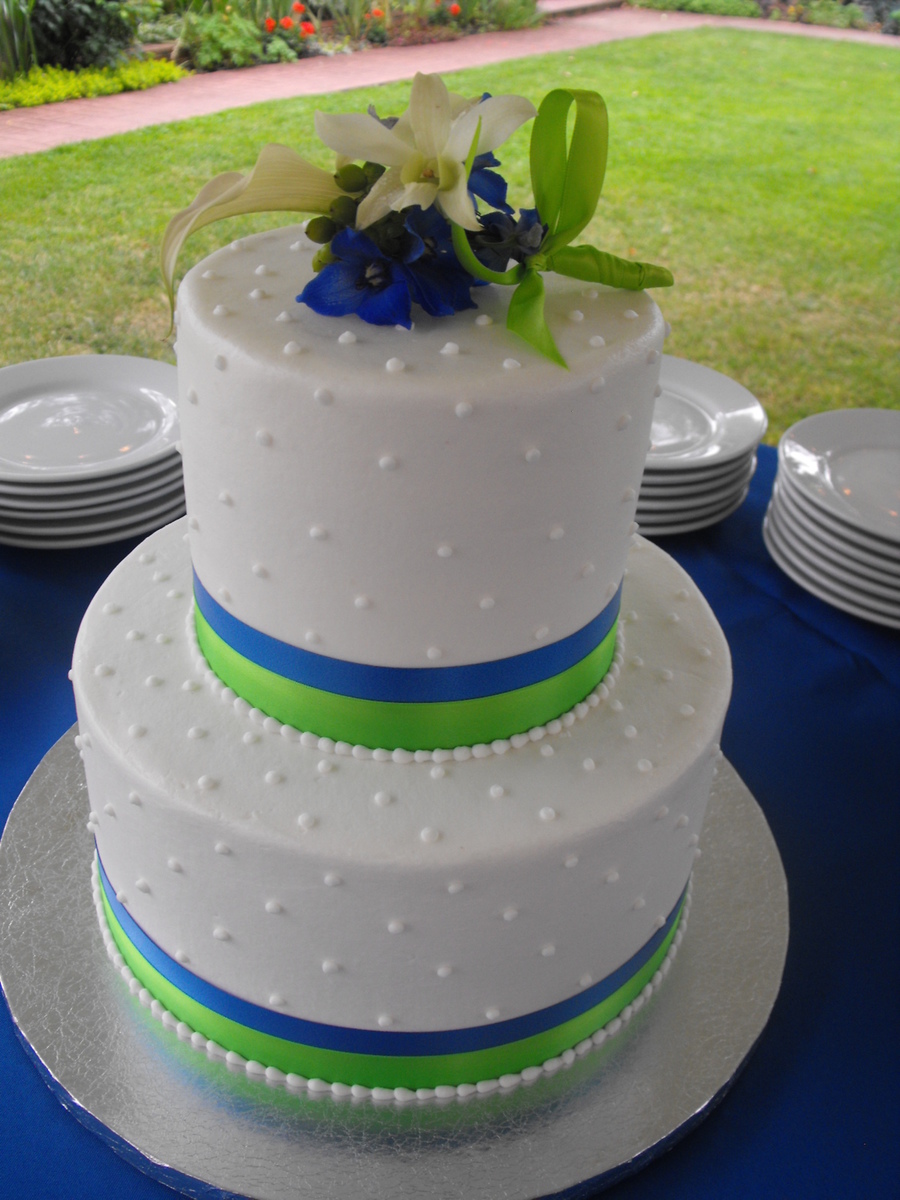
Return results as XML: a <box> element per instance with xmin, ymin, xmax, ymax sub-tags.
<box><xmin>1</xmin><ymin>28</ymin><xmax>897</xmax><ymax>442</ymax></box>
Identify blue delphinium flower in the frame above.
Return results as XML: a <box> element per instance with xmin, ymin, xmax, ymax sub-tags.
<box><xmin>298</xmin><ymin>228</ymin><xmax>414</xmax><ymax>328</ymax></box>
<box><xmin>472</xmin><ymin>208</ymin><xmax>546</xmax><ymax>274</ymax></box>
<box><xmin>469</xmin><ymin>151</ymin><xmax>512</xmax><ymax>215</ymax></box>
<box><xmin>403</xmin><ymin>206</ymin><xmax>480</xmax><ymax>317</ymax></box>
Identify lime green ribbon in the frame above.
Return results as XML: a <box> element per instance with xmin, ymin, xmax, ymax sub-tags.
<box><xmin>452</xmin><ymin>89</ymin><xmax>674</xmax><ymax>368</ymax></box>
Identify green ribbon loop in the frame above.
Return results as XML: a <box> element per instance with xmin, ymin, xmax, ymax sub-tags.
<box><xmin>454</xmin><ymin>86</ymin><xmax>673</xmax><ymax>368</ymax></box>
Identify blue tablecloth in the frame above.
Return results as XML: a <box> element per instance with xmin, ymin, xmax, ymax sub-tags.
<box><xmin>2</xmin><ymin>445</ymin><xmax>898</xmax><ymax>1199</ymax></box>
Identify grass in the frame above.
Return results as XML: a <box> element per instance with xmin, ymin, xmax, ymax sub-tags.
<box><xmin>0</xmin><ymin>28</ymin><xmax>897</xmax><ymax>442</ymax></box>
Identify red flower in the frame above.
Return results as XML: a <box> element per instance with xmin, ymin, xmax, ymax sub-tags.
<box><xmin>449</xmin><ymin>1</ymin><xmax>461</xmax><ymax>12</ymax></box>
<box><xmin>279</xmin><ymin>14</ymin><xmax>293</xmax><ymax>27</ymax></box>
<box><xmin>292</xmin><ymin>1</ymin><xmax>305</xmax><ymax>10</ymax></box>
<box><xmin>300</xmin><ymin>19</ymin><xmax>315</xmax><ymax>33</ymax></box>
<box><xmin>371</xmin><ymin>4</ymin><xmax>383</xmax><ymax>14</ymax></box>
<box><xmin>264</xmin><ymin>15</ymin><xmax>276</xmax><ymax>30</ymax></box>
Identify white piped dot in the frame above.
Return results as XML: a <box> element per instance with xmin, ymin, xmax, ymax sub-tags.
<box><xmin>167</xmin><ymin>858</ymin><xmax>183</xmax><ymax>873</ymax></box>
<box><xmin>218</xmin><ymin>588</ymin><xmax>231</xmax><ymax>604</ymax></box>
<box><xmin>197</xmin><ymin>775</ymin><xmax>218</xmax><ymax>790</ymax></box>
<box><xmin>354</xmin><ymin>595</ymin><xmax>371</xmax><ymax>610</ymax></box>
<box><xmin>624</xmin><ymin>309</ymin><xmax>638</xmax><ymax>319</ymax></box>
<box><xmin>489</xmin><ymin>785</ymin><xmax>505</xmax><ymax>799</ymax></box>
<box><xmin>213</xmin><ymin>304</ymin><xmax>229</xmax><ymax>317</ymax></box>
<box><xmin>589</xmin><ymin>334</ymin><xmax>605</xmax><ymax>347</ymax></box>
<box><xmin>297</xmin><ymin>813</ymin><xmax>317</xmax><ymax>831</ymax></box>
<box><xmin>590</xmin><ymin>376</ymin><xmax>605</xmax><ymax>393</ymax></box>
<box><xmin>265</xmin><ymin>770</ymin><xmax>284</xmax><ymax>785</ymax></box>
<box><xmin>616</xmin><ymin>413</ymin><xmax>632</xmax><ymax>431</ymax></box>
<box><xmin>583</xmin><ymin>758</ymin><xmax>596</xmax><ymax>772</ymax></box>
<box><xmin>479</xmin><ymin>596</ymin><xmax>495</xmax><ymax>610</ymax></box>
<box><xmin>606</xmin><ymin>870</ymin><xmax>619</xmax><ymax>884</ymax></box>
<box><xmin>637</xmin><ymin>759</ymin><xmax>653</xmax><ymax>773</ymax></box>
<box><xmin>304</xmin><ymin>631</ymin><xmax>320</xmax><ymax>645</ymax></box>
<box><xmin>377</xmin><ymin>1014</ymin><xmax>394</xmax><ymax>1028</ymax></box>
<box><xmin>475</xmin><ymin>313</ymin><xmax>492</xmax><ymax>326</ymax></box>
<box><xmin>338</xmin><ymin>330</ymin><xmax>357</xmax><ymax>345</ymax></box>
<box><xmin>317</xmin><ymin>760</ymin><xmax>333</xmax><ymax>775</ymax></box>
<box><xmin>647</xmin><ymin>349</ymin><xmax>661</xmax><ymax>364</ymax></box>
<box><xmin>568</xmin><ymin>309</ymin><xmax>584</xmax><ymax>322</ymax></box>
<box><xmin>187</xmin><ymin>726</ymin><xmax>206</xmax><ymax>740</ymax></box>
<box><xmin>448</xmin><ymin>881</ymin><xmax>464</xmax><ymax>894</ymax></box>
<box><xmin>214</xmin><ymin>842</ymin><xmax>230</xmax><ymax>855</ymax></box>
<box><xmin>430</xmin><ymin>765</ymin><xmax>446</xmax><ymax>779</ymax></box>
<box><xmin>213</xmin><ymin>926</ymin><xmax>230</xmax><ymax>941</ymax></box>
<box><xmin>372</xmin><ymin>791</ymin><xmax>393</xmax><ymax>808</ymax></box>
<box><xmin>440</xmin><ymin>342</ymin><xmax>459</xmax><ymax>356</ymax></box>
<box><xmin>632</xmin><ymin>896</ymin><xmax>646</xmax><ymax>910</ymax></box>
<box><xmin>249</xmin><ymin>288</ymin><xmax>267</xmax><ymax>301</ymax></box>
<box><xmin>214</xmin><ymin>355</ymin><xmax>227</xmax><ymax>371</ymax></box>
<box><xmin>128</xmin><ymin>724</ymin><xmax>146</xmax><ymax>739</ymax></box>
<box><xmin>502</xmin><ymin>907</ymin><xmax>518</xmax><ymax>921</ymax></box>
<box><xmin>539</xmin><ymin>807</ymin><xmax>557</xmax><ymax>822</ymax></box>
<box><xmin>201</xmin><ymin>270</ymin><xmax>217</xmax><ymax>280</ymax></box>
<box><xmin>378</xmin><ymin>455</ymin><xmax>397</xmax><ymax>471</ymax></box>
<box><xmin>268</xmin><ymin>994</ymin><xmax>286</xmax><ymax>1007</ymax></box>
<box><xmin>322</xmin><ymin>959</ymin><xmax>339</xmax><ymax>974</ymax></box>
<box><xmin>255</xmin><ymin>429</ymin><xmax>273</xmax><ymax>446</ymax></box>
<box><xmin>94</xmin><ymin>664</ymin><xmax>114</xmax><ymax>677</ymax></box>
<box><xmin>385</xmin><ymin>357</ymin><xmax>405</xmax><ymax>372</ymax></box>
<box><xmin>102</xmin><ymin>602</ymin><xmax>121</xmax><ymax>615</ymax></box>
<box><xmin>503</xmin><ymin>358</ymin><xmax>521</xmax><ymax>370</ymax></box>
<box><xmin>135</xmin><ymin>878</ymin><xmax>150</xmax><ymax>894</ymax></box>
<box><xmin>324</xmin><ymin>873</ymin><xmax>342</xmax><ymax>887</ymax></box>
<box><xmin>265</xmin><ymin>900</ymin><xmax>283</xmax><ymax>914</ymax></box>
<box><xmin>387</xmin><ymin>920</ymin><xmax>406</xmax><ymax>934</ymax></box>
<box><xmin>541</xmin><ymin>944</ymin><xmax>555</xmax><ymax>957</ymax></box>
<box><xmin>426</xmin><ymin>647</ymin><xmax>442</xmax><ymax>661</ymax></box>
<box><xmin>485</xmin><ymin>1007</ymin><xmax>500</xmax><ymax>1021</ymax></box>
<box><xmin>436</xmin><ymin>964</ymin><xmax>452</xmax><ymax>978</ymax></box>
<box><xmin>420</xmin><ymin>827</ymin><xmax>441</xmax><ymax>844</ymax></box>
<box><xmin>437</xmin><ymin>543</ymin><xmax>453</xmax><ymax>558</ymax></box>
<box><xmin>455</xmin><ymin>401</ymin><xmax>473</xmax><ymax>417</ymax></box>
<box><xmin>656</xmin><ymin>805</ymin><xmax>670</xmax><ymax>820</ymax></box>
<box><xmin>314</xmin><ymin>387</ymin><xmax>333</xmax><ymax>405</ymax></box>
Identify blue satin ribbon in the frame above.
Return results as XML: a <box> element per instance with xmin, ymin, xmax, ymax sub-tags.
<box><xmin>192</xmin><ymin>570</ymin><xmax>622</xmax><ymax>704</ymax></box>
<box><xmin>98</xmin><ymin>851</ymin><xmax>685</xmax><ymax>1056</ymax></box>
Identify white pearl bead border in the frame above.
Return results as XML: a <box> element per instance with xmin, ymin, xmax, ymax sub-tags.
<box><xmin>185</xmin><ymin>607</ymin><xmax>625</xmax><ymax>763</ymax></box>
<box><xmin>92</xmin><ymin>858</ymin><xmax>691</xmax><ymax>1105</ymax></box>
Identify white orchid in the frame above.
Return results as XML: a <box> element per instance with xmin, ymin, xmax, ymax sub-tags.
<box><xmin>314</xmin><ymin>73</ymin><xmax>536</xmax><ymax>232</ymax></box>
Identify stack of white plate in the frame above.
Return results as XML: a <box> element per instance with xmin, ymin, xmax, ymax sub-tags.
<box><xmin>763</xmin><ymin>409</ymin><xmax>900</xmax><ymax>630</ymax></box>
<box><xmin>637</xmin><ymin>356</ymin><xmax>768</xmax><ymax>537</ymax></box>
<box><xmin>0</xmin><ymin>356</ymin><xmax>183</xmax><ymax>549</ymax></box>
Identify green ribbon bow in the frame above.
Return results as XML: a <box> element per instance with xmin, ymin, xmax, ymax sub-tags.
<box><xmin>452</xmin><ymin>88</ymin><xmax>674</xmax><ymax>368</ymax></box>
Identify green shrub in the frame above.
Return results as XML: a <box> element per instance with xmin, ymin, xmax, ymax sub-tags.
<box><xmin>30</xmin><ymin>0</ymin><xmax>137</xmax><ymax>69</ymax></box>
<box><xmin>0</xmin><ymin>55</ymin><xmax>182</xmax><ymax>105</ymax></box>
<box><xmin>634</xmin><ymin>0</ymin><xmax>761</xmax><ymax>14</ymax></box>
<box><xmin>483</xmin><ymin>0</ymin><xmax>541</xmax><ymax>29</ymax></box>
<box><xmin>1</xmin><ymin>0</ymin><xmax>38</xmax><ymax>79</ymax></box>
<box><xmin>801</xmin><ymin>0</ymin><xmax>869</xmax><ymax>25</ymax></box>
<box><xmin>177</xmin><ymin>10</ymin><xmax>261</xmax><ymax>67</ymax></box>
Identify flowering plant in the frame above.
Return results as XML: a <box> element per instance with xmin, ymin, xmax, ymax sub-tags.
<box><xmin>162</xmin><ymin>72</ymin><xmax>672</xmax><ymax>366</ymax></box>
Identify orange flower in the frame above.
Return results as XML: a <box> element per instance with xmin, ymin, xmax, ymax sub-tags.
<box><xmin>371</xmin><ymin>4</ymin><xmax>383</xmax><ymax>13</ymax></box>
<box><xmin>264</xmin><ymin>15</ymin><xmax>276</xmax><ymax>30</ymax></box>
<box><xmin>300</xmin><ymin>19</ymin><xmax>315</xmax><ymax>33</ymax></box>
<box><xmin>279</xmin><ymin>14</ymin><xmax>293</xmax><ymax>27</ymax></box>
<box><xmin>292</xmin><ymin>1</ymin><xmax>305</xmax><ymax>10</ymax></box>
<box><xmin>449</xmin><ymin>1</ymin><xmax>461</xmax><ymax>12</ymax></box>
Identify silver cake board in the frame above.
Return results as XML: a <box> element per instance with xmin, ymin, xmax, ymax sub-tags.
<box><xmin>0</xmin><ymin>729</ymin><xmax>788</xmax><ymax>1200</ymax></box>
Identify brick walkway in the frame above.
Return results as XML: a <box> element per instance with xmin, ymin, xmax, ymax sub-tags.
<box><xmin>0</xmin><ymin>7</ymin><xmax>893</xmax><ymax>159</ymax></box>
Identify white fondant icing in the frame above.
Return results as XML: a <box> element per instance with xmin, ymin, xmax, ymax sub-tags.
<box><xmin>175</xmin><ymin>227</ymin><xmax>663</xmax><ymax>668</ymax></box>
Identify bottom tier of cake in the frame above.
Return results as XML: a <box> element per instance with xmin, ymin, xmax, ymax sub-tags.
<box><xmin>72</xmin><ymin>524</ymin><xmax>731</xmax><ymax>1090</ymax></box>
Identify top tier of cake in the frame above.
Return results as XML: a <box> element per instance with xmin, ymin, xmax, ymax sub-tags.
<box><xmin>174</xmin><ymin>226</ymin><xmax>664</xmax><ymax>749</ymax></box>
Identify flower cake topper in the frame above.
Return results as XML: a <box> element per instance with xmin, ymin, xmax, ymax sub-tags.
<box><xmin>162</xmin><ymin>72</ymin><xmax>672</xmax><ymax>367</ymax></box>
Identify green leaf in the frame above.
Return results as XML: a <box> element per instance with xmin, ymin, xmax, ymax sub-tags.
<box><xmin>530</xmin><ymin>89</ymin><xmax>608</xmax><ymax>253</ymax></box>
<box><xmin>506</xmin><ymin>270</ymin><xmax>567</xmax><ymax>369</ymax></box>
<box><xmin>550</xmin><ymin>245</ymin><xmax>674</xmax><ymax>290</ymax></box>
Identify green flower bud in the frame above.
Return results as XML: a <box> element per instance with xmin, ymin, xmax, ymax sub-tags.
<box><xmin>363</xmin><ymin>161</ymin><xmax>386</xmax><ymax>186</ymax></box>
<box><xmin>306</xmin><ymin>216</ymin><xmax>337</xmax><ymax>244</ymax></box>
<box><xmin>329</xmin><ymin>195</ymin><xmax>358</xmax><ymax>227</ymax></box>
<box><xmin>312</xmin><ymin>244</ymin><xmax>338</xmax><ymax>272</ymax></box>
<box><xmin>334</xmin><ymin>163</ymin><xmax>368</xmax><ymax>193</ymax></box>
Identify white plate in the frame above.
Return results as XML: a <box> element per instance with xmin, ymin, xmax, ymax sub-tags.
<box><xmin>645</xmin><ymin>357</ymin><xmax>767</xmax><ymax>472</ymax></box>
<box><xmin>0</xmin><ymin>481</ymin><xmax>184</xmax><ymax>524</ymax></box>
<box><xmin>0</xmin><ymin>492</ymin><xmax>186</xmax><ymax>538</ymax></box>
<box><xmin>638</xmin><ymin>487</ymin><xmax>750</xmax><ymax>537</ymax></box>
<box><xmin>777</xmin><ymin>470</ymin><xmax>900</xmax><ymax>565</ymax></box>
<box><xmin>0</xmin><ymin>504</ymin><xmax>186</xmax><ymax>550</ymax></box>
<box><xmin>763</xmin><ymin>513</ymin><xmax>900</xmax><ymax>630</ymax></box>
<box><xmin>766</xmin><ymin>501</ymin><xmax>900</xmax><ymax>605</ymax></box>
<box><xmin>778</xmin><ymin>409</ymin><xmax>900</xmax><ymax>545</ymax></box>
<box><xmin>640</xmin><ymin>453</ymin><xmax>756</xmax><ymax>496</ymax></box>
<box><xmin>771</xmin><ymin>482</ymin><xmax>900</xmax><ymax>584</ymax></box>
<box><xmin>641</xmin><ymin>449</ymin><xmax>758</xmax><ymax>487</ymax></box>
<box><xmin>637</xmin><ymin>458</ymin><xmax>757</xmax><ymax>508</ymax></box>
<box><xmin>637</xmin><ymin>474</ymin><xmax>752</xmax><ymax>520</ymax></box>
<box><xmin>0</xmin><ymin>356</ymin><xmax>179</xmax><ymax>485</ymax></box>
<box><xmin>0</xmin><ymin>462</ymin><xmax>184</xmax><ymax>514</ymax></box>
<box><xmin>0</xmin><ymin>450</ymin><xmax>181</xmax><ymax>498</ymax></box>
